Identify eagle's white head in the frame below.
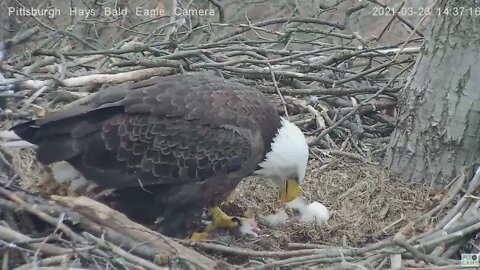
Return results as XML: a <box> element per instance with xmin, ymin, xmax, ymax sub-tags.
<box><xmin>255</xmin><ymin>118</ymin><xmax>309</xmax><ymax>202</ymax></box>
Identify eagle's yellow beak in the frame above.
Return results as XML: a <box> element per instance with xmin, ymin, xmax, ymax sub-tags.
<box><xmin>279</xmin><ymin>178</ymin><xmax>301</xmax><ymax>203</ymax></box>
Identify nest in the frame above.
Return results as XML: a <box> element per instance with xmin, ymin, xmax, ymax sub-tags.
<box><xmin>2</xmin><ymin>155</ymin><xmax>476</xmax><ymax>270</ymax></box>
<box><xmin>233</xmin><ymin>159</ymin><xmax>432</xmax><ymax>247</ymax></box>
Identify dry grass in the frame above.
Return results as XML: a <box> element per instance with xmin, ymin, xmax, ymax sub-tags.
<box><xmin>6</xmin><ymin>146</ymin><xmax>434</xmax><ymax>249</ymax></box>
<box><xmin>230</xmin><ymin>158</ymin><xmax>434</xmax><ymax>247</ymax></box>
<box><xmin>4</xmin><ymin>147</ymin><xmax>48</xmax><ymax>189</ymax></box>
<box><xmin>2</xmin><ymin>147</ymin><xmax>70</xmax><ymax>196</ymax></box>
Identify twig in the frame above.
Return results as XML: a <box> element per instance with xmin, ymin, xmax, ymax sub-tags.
<box><xmin>393</xmin><ymin>240</ymin><xmax>454</xmax><ymax>266</ymax></box>
<box><xmin>0</xmin><ymin>187</ymin><xmax>86</xmax><ymax>244</ymax></box>
<box><xmin>268</xmin><ymin>64</ymin><xmax>289</xmax><ymax>118</ymax></box>
<box><xmin>308</xmin><ymin>61</ymin><xmax>413</xmax><ymax>146</ymax></box>
<box><xmin>12</xmin><ymin>255</ymin><xmax>71</xmax><ymax>270</ymax></box>
<box><xmin>367</xmin><ymin>0</ymin><xmax>424</xmax><ymax>37</ymax></box>
<box><xmin>184</xmin><ymin>241</ymin><xmax>320</xmax><ymax>258</ymax></box>
<box><xmin>0</xmin><ymin>27</ymin><xmax>41</xmax><ymax>51</ymax></box>
<box><xmin>83</xmin><ymin>233</ymin><xmax>168</xmax><ymax>270</ymax></box>
<box><xmin>20</xmin><ymin>67</ymin><xmax>174</xmax><ymax>89</ymax></box>
<box><xmin>51</xmin><ymin>195</ymin><xmax>218</xmax><ymax>269</ymax></box>
<box><xmin>0</xmin><ymin>225</ymin><xmax>70</xmax><ymax>256</ymax></box>
<box><xmin>207</xmin><ymin>0</ymin><xmax>225</xmax><ymax>23</ymax></box>
<box><xmin>213</xmin><ymin>17</ymin><xmax>344</xmax><ymax>42</ymax></box>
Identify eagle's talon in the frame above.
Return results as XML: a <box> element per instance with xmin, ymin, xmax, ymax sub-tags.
<box><xmin>209</xmin><ymin>207</ymin><xmax>245</xmax><ymax>229</ymax></box>
<box><xmin>230</xmin><ymin>217</ymin><xmax>242</xmax><ymax>224</ymax></box>
<box><xmin>190</xmin><ymin>232</ymin><xmax>209</xmax><ymax>240</ymax></box>
<box><xmin>189</xmin><ymin>210</ymin><xmax>245</xmax><ymax>240</ymax></box>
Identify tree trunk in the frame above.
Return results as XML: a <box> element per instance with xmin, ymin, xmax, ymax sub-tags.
<box><xmin>384</xmin><ymin>0</ymin><xmax>480</xmax><ymax>186</ymax></box>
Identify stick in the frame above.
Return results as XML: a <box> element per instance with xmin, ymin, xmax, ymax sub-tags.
<box><xmin>51</xmin><ymin>195</ymin><xmax>219</xmax><ymax>269</ymax></box>
<box><xmin>20</xmin><ymin>67</ymin><xmax>174</xmax><ymax>89</ymax></box>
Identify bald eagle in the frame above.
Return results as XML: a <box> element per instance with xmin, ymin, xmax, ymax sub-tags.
<box><xmin>11</xmin><ymin>73</ymin><xmax>309</xmax><ymax>238</ymax></box>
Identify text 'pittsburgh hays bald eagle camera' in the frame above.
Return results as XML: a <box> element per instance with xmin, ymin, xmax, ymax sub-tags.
<box><xmin>11</xmin><ymin>73</ymin><xmax>309</xmax><ymax>238</ymax></box>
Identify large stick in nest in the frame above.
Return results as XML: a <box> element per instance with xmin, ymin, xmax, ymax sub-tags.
<box><xmin>50</xmin><ymin>195</ymin><xmax>221</xmax><ymax>269</ymax></box>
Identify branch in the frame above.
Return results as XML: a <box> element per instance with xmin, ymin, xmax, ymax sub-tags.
<box><xmin>51</xmin><ymin>195</ymin><xmax>219</xmax><ymax>269</ymax></box>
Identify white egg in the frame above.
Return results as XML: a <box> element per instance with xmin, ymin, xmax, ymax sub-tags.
<box><xmin>266</xmin><ymin>198</ymin><xmax>330</xmax><ymax>226</ymax></box>
<box><xmin>299</xmin><ymin>202</ymin><xmax>330</xmax><ymax>224</ymax></box>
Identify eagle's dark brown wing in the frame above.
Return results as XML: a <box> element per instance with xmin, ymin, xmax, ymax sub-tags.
<box><xmin>68</xmin><ymin>114</ymin><xmax>256</xmax><ymax>189</ymax></box>
<box><xmin>12</xmin><ymin>73</ymin><xmax>280</xmax><ymax>190</ymax></box>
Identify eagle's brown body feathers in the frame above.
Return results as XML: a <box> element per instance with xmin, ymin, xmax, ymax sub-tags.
<box><xmin>13</xmin><ymin>74</ymin><xmax>280</xmax><ymax>236</ymax></box>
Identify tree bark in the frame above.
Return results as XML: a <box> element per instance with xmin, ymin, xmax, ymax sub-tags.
<box><xmin>384</xmin><ymin>0</ymin><xmax>480</xmax><ymax>186</ymax></box>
